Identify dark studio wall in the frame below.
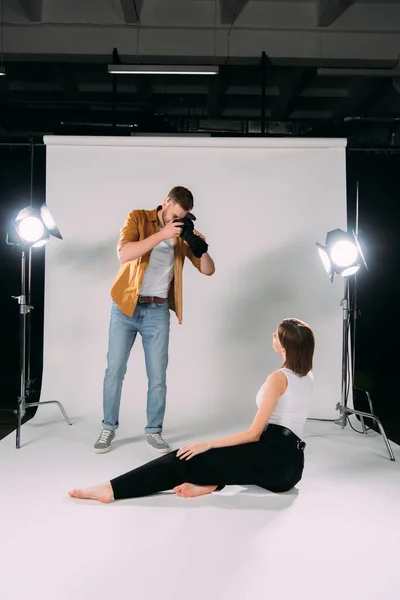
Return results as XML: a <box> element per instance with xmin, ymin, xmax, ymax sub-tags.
<box><xmin>0</xmin><ymin>145</ymin><xmax>399</xmax><ymax>444</ymax></box>
<box><xmin>347</xmin><ymin>151</ymin><xmax>400</xmax><ymax>442</ymax></box>
<box><xmin>0</xmin><ymin>146</ymin><xmax>46</xmax><ymax>435</ymax></box>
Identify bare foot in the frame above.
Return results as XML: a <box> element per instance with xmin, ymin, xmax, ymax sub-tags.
<box><xmin>173</xmin><ymin>483</ymin><xmax>217</xmax><ymax>498</ymax></box>
<box><xmin>68</xmin><ymin>482</ymin><xmax>114</xmax><ymax>504</ymax></box>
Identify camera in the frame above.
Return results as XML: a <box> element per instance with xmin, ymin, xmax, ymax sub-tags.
<box><xmin>173</xmin><ymin>212</ymin><xmax>208</xmax><ymax>258</ymax></box>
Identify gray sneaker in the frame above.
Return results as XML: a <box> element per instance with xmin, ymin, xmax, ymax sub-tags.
<box><xmin>147</xmin><ymin>433</ymin><xmax>170</xmax><ymax>454</ymax></box>
<box><xmin>93</xmin><ymin>429</ymin><xmax>115</xmax><ymax>454</ymax></box>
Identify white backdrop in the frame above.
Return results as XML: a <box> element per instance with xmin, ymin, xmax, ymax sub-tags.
<box><xmin>42</xmin><ymin>135</ymin><xmax>346</xmax><ymax>436</ymax></box>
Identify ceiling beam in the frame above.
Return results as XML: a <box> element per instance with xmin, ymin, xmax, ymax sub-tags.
<box><xmin>14</xmin><ymin>0</ymin><xmax>43</xmax><ymax>22</ymax></box>
<box><xmin>57</xmin><ymin>64</ymin><xmax>80</xmax><ymax>102</ymax></box>
<box><xmin>120</xmin><ymin>0</ymin><xmax>144</xmax><ymax>24</ymax></box>
<box><xmin>220</xmin><ymin>0</ymin><xmax>249</xmax><ymax>26</ymax></box>
<box><xmin>271</xmin><ymin>67</ymin><xmax>316</xmax><ymax>120</ymax></box>
<box><xmin>334</xmin><ymin>78</ymin><xmax>394</xmax><ymax>118</ymax></box>
<box><xmin>317</xmin><ymin>0</ymin><xmax>354</xmax><ymax>27</ymax></box>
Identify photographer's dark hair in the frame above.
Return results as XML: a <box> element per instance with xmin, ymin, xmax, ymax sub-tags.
<box><xmin>168</xmin><ymin>186</ymin><xmax>194</xmax><ymax>212</ymax></box>
<box><xmin>278</xmin><ymin>318</ymin><xmax>315</xmax><ymax>377</ymax></box>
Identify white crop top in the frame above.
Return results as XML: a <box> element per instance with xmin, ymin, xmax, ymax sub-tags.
<box><xmin>255</xmin><ymin>368</ymin><xmax>314</xmax><ymax>440</ymax></box>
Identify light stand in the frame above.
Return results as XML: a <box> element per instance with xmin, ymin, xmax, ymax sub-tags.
<box><xmin>315</xmin><ymin>184</ymin><xmax>395</xmax><ymax>461</ymax></box>
<box><xmin>5</xmin><ymin>190</ymin><xmax>72</xmax><ymax>448</ymax></box>
<box><xmin>12</xmin><ymin>246</ymin><xmax>71</xmax><ymax>449</ymax></box>
<box><xmin>334</xmin><ymin>276</ymin><xmax>394</xmax><ymax>461</ymax></box>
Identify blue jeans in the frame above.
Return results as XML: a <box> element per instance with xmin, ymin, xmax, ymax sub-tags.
<box><xmin>102</xmin><ymin>300</ymin><xmax>170</xmax><ymax>434</ymax></box>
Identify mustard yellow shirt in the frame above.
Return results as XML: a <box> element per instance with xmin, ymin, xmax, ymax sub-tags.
<box><xmin>110</xmin><ymin>206</ymin><xmax>201</xmax><ymax>324</ymax></box>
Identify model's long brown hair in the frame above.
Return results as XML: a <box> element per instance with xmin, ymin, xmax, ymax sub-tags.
<box><xmin>278</xmin><ymin>318</ymin><xmax>315</xmax><ymax>376</ymax></box>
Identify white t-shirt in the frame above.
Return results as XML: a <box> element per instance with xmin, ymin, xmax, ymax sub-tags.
<box><xmin>255</xmin><ymin>367</ymin><xmax>314</xmax><ymax>439</ymax></box>
<box><xmin>139</xmin><ymin>236</ymin><xmax>174</xmax><ymax>298</ymax></box>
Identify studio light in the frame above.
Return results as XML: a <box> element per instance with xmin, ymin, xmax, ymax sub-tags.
<box><xmin>40</xmin><ymin>203</ymin><xmax>62</xmax><ymax>237</ymax></box>
<box><xmin>314</xmin><ymin>200</ymin><xmax>394</xmax><ymax>461</ymax></box>
<box><xmin>1</xmin><ymin>140</ymin><xmax>71</xmax><ymax>449</ymax></box>
<box><xmin>13</xmin><ymin>204</ymin><xmax>63</xmax><ymax>248</ymax></box>
<box><xmin>316</xmin><ymin>228</ymin><xmax>366</xmax><ymax>282</ymax></box>
<box><xmin>7</xmin><ymin>197</ymin><xmax>70</xmax><ymax>449</ymax></box>
<box><xmin>6</xmin><ymin>195</ymin><xmax>69</xmax><ymax>448</ymax></box>
<box><xmin>0</xmin><ymin>65</ymin><xmax>5</xmax><ymax>76</ymax></box>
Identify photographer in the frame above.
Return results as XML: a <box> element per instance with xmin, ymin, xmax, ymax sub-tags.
<box><xmin>93</xmin><ymin>187</ymin><xmax>215</xmax><ymax>454</ymax></box>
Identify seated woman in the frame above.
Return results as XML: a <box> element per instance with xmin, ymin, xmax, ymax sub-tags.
<box><xmin>69</xmin><ymin>318</ymin><xmax>315</xmax><ymax>503</ymax></box>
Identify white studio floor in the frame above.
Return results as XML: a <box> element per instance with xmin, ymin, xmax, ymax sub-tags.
<box><xmin>1</xmin><ymin>411</ymin><xmax>400</xmax><ymax>600</ymax></box>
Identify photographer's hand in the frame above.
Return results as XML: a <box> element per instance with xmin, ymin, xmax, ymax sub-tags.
<box><xmin>192</xmin><ymin>229</ymin><xmax>215</xmax><ymax>275</ymax></box>
<box><xmin>193</xmin><ymin>228</ymin><xmax>206</xmax><ymax>242</ymax></box>
<box><xmin>160</xmin><ymin>221</ymin><xmax>183</xmax><ymax>241</ymax></box>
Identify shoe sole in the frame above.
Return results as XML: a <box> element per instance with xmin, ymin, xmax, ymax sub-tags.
<box><xmin>148</xmin><ymin>445</ymin><xmax>171</xmax><ymax>454</ymax></box>
<box><xmin>93</xmin><ymin>446</ymin><xmax>112</xmax><ymax>454</ymax></box>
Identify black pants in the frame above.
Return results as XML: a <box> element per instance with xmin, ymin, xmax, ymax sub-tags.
<box><xmin>110</xmin><ymin>424</ymin><xmax>306</xmax><ymax>500</ymax></box>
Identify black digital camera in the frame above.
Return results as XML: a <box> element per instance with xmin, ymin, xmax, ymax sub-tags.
<box><xmin>173</xmin><ymin>212</ymin><xmax>208</xmax><ymax>258</ymax></box>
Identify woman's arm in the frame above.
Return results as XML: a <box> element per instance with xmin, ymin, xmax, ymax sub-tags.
<box><xmin>177</xmin><ymin>371</ymin><xmax>287</xmax><ymax>460</ymax></box>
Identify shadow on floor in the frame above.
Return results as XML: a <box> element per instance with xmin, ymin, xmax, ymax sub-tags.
<box><xmin>0</xmin><ymin>410</ymin><xmax>34</xmax><ymax>443</ymax></box>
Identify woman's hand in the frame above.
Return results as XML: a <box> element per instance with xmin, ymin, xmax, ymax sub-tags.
<box><xmin>177</xmin><ymin>441</ymin><xmax>211</xmax><ymax>460</ymax></box>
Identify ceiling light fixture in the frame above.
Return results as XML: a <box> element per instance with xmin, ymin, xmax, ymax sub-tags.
<box><xmin>317</xmin><ymin>67</ymin><xmax>400</xmax><ymax>77</ymax></box>
<box><xmin>108</xmin><ymin>64</ymin><xmax>219</xmax><ymax>76</ymax></box>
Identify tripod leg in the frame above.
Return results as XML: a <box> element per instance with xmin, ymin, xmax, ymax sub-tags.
<box><xmin>351</xmin><ymin>388</ymin><xmax>394</xmax><ymax>459</ymax></box>
<box><xmin>347</xmin><ymin>407</ymin><xmax>395</xmax><ymax>461</ymax></box>
<box><xmin>360</xmin><ymin>415</ymin><xmax>366</xmax><ymax>434</ymax></box>
<box><xmin>25</xmin><ymin>401</ymin><xmax>72</xmax><ymax>426</ymax></box>
<box><xmin>371</xmin><ymin>416</ymin><xmax>395</xmax><ymax>462</ymax></box>
<box><xmin>16</xmin><ymin>402</ymin><xmax>22</xmax><ymax>449</ymax></box>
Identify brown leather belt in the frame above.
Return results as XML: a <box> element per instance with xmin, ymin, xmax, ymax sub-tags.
<box><xmin>138</xmin><ymin>296</ymin><xmax>166</xmax><ymax>304</ymax></box>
